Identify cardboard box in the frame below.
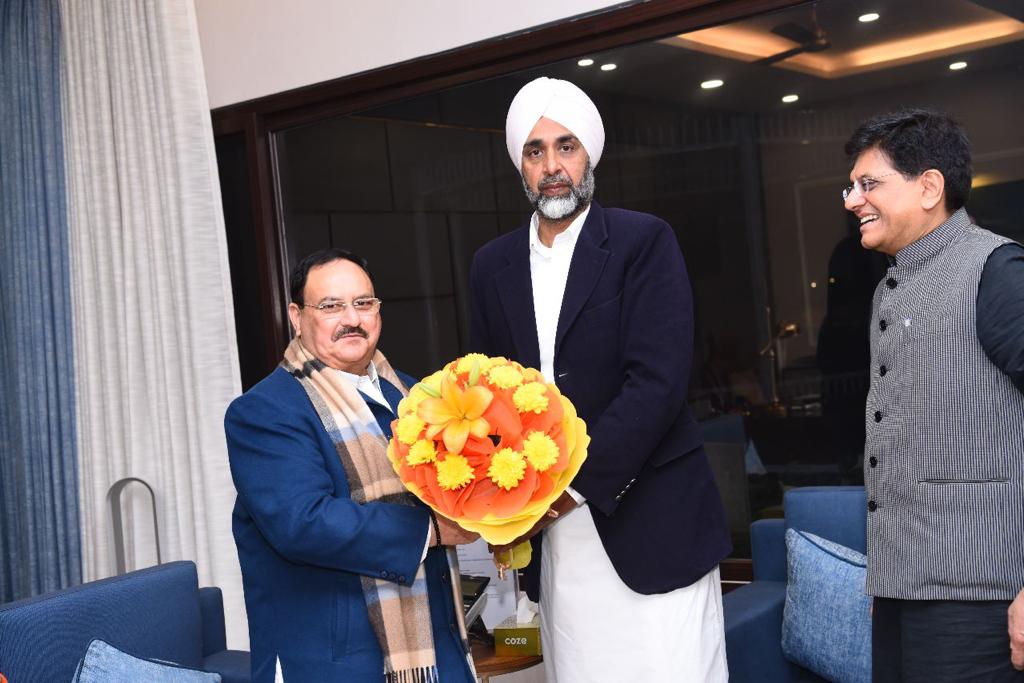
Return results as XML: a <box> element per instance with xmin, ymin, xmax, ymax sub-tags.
<box><xmin>493</xmin><ymin>614</ymin><xmax>541</xmax><ymax>657</ymax></box>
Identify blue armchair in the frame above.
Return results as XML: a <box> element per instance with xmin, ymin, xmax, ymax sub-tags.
<box><xmin>723</xmin><ymin>486</ymin><xmax>867</xmax><ymax>682</ymax></box>
<box><xmin>0</xmin><ymin>561</ymin><xmax>249</xmax><ymax>683</ymax></box>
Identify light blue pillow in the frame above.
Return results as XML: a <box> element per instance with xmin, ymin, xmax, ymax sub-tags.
<box><xmin>72</xmin><ymin>639</ymin><xmax>221</xmax><ymax>683</ymax></box>
<box><xmin>782</xmin><ymin>528</ymin><xmax>871</xmax><ymax>683</ymax></box>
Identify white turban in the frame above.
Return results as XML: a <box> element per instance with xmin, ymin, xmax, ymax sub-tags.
<box><xmin>505</xmin><ymin>77</ymin><xmax>605</xmax><ymax>170</ymax></box>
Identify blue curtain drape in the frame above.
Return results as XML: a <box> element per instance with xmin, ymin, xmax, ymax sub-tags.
<box><xmin>0</xmin><ymin>0</ymin><xmax>81</xmax><ymax>603</ymax></box>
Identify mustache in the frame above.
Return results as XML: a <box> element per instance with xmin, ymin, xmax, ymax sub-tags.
<box><xmin>538</xmin><ymin>173</ymin><xmax>573</xmax><ymax>190</ymax></box>
<box><xmin>332</xmin><ymin>325</ymin><xmax>368</xmax><ymax>341</ymax></box>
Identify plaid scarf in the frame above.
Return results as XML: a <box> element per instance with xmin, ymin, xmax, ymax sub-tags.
<box><xmin>282</xmin><ymin>339</ymin><xmax>473</xmax><ymax>683</ymax></box>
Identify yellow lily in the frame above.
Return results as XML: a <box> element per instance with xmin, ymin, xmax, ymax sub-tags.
<box><xmin>450</xmin><ymin>393</ymin><xmax>589</xmax><ymax>546</ymax></box>
<box><xmin>417</xmin><ymin>373</ymin><xmax>493</xmax><ymax>454</ymax></box>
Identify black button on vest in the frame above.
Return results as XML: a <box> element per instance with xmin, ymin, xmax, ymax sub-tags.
<box><xmin>886</xmin><ymin>278</ymin><xmax>898</xmax><ymax>289</ymax></box>
<box><xmin>874</xmin><ymin>411</ymin><xmax>883</xmax><ymax>422</ymax></box>
<box><xmin>880</xmin><ymin>365</ymin><xmax>887</xmax><ymax>376</ymax></box>
<box><xmin>868</xmin><ymin>500</ymin><xmax>878</xmax><ymax>511</ymax></box>
<box><xmin>869</xmin><ymin>456</ymin><xmax>878</xmax><ymax>468</ymax></box>
<box><xmin>880</xmin><ymin>319</ymin><xmax>887</xmax><ymax>331</ymax></box>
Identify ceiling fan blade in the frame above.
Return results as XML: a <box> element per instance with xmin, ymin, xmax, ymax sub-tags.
<box><xmin>771</xmin><ymin>21</ymin><xmax>817</xmax><ymax>45</ymax></box>
<box><xmin>803</xmin><ymin>38</ymin><xmax>831</xmax><ymax>53</ymax></box>
<box><xmin>753</xmin><ymin>44</ymin><xmax>812</xmax><ymax>66</ymax></box>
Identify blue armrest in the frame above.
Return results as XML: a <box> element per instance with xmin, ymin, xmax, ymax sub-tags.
<box><xmin>751</xmin><ymin>518</ymin><xmax>786</xmax><ymax>582</ymax></box>
<box><xmin>198</xmin><ymin>587</ymin><xmax>251</xmax><ymax>682</ymax></box>
<box><xmin>203</xmin><ymin>650</ymin><xmax>252</xmax><ymax>683</ymax></box>
<box><xmin>723</xmin><ymin>581</ymin><xmax>789</xmax><ymax>682</ymax></box>
<box><xmin>198</xmin><ymin>586</ymin><xmax>227</xmax><ymax>656</ymax></box>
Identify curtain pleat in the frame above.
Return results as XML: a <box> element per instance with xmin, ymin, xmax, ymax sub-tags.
<box><xmin>59</xmin><ymin>0</ymin><xmax>246</xmax><ymax>645</ymax></box>
<box><xmin>0</xmin><ymin>0</ymin><xmax>82</xmax><ymax>604</ymax></box>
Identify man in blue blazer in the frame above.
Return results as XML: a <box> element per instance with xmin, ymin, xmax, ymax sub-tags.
<box><xmin>471</xmin><ymin>78</ymin><xmax>731</xmax><ymax>681</ymax></box>
<box><xmin>226</xmin><ymin>249</ymin><xmax>477</xmax><ymax>683</ymax></box>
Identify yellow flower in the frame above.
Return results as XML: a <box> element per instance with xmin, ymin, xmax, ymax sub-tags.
<box><xmin>436</xmin><ymin>454</ymin><xmax>475</xmax><ymax>490</ymax></box>
<box><xmin>522</xmin><ymin>432</ymin><xmax>559</xmax><ymax>472</ymax></box>
<box><xmin>513</xmin><ymin>382</ymin><xmax>549</xmax><ymax>414</ymax></box>
<box><xmin>518</xmin><ymin>365</ymin><xmax>545</xmax><ymax>383</ymax></box>
<box><xmin>418</xmin><ymin>373</ymin><xmax>494</xmax><ymax>454</ymax></box>
<box><xmin>398</xmin><ymin>386</ymin><xmax>430</xmax><ymax>416</ymax></box>
<box><xmin>421</xmin><ymin>370</ymin><xmax>446</xmax><ymax>397</ymax></box>
<box><xmin>406</xmin><ymin>439</ymin><xmax>437</xmax><ymax>466</ymax></box>
<box><xmin>486</xmin><ymin>365</ymin><xmax>524</xmax><ymax>389</ymax></box>
<box><xmin>456</xmin><ymin>354</ymin><xmax>499</xmax><ymax>375</ymax></box>
<box><xmin>488</xmin><ymin>448</ymin><xmax>527</xmax><ymax>490</ymax></box>
<box><xmin>395</xmin><ymin>414</ymin><xmax>426</xmax><ymax>445</ymax></box>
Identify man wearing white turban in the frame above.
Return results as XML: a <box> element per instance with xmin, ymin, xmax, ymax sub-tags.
<box><xmin>470</xmin><ymin>77</ymin><xmax>731</xmax><ymax>682</ymax></box>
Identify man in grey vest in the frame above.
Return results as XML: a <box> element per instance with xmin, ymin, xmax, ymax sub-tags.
<box><xmin>843</xmin><ymin>109</ymin><xmax>1024</xmax><ymax>681</ymax></box>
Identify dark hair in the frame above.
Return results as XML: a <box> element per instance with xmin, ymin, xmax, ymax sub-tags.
<box><xmin>844</xmin><ymin>108</ymin><xmax>972</xmax><ymax>212</ymax></box>
<box><xmin>289</xmin><ymin>248</ymin><xmax>374</xmax><ymax>305</ymax></box>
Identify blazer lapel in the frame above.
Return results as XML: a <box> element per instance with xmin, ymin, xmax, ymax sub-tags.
<box><xmin>495</xmin><ymin>230</ymin><xmax>542</xmax><ymax>369</ymax></box>
<box><xmin>555</xmin><ymin>202</ymin><xmax>609</xmax><ymax>357</ymax></box>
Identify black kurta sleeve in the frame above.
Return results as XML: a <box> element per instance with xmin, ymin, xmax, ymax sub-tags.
<box><xmin>977</xmin><ymin>242</ymin><xmax>1024</xmax><ymax>394</ymax></box>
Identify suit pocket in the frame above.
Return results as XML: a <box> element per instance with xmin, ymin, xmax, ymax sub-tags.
<box><xmin>582</xmin><ymin>292</ymin><xmax>622</xmax><ymax>327</ymax></box>
<box><xmin>332</xmin><ymin>579</ymin><xmax>378</xmax><ymax>661</ymax></box>
<box><xmin>580</xmin><ymin>293</ymin><xmax>622</xmax><ymax>355</ymax></box>
<box><xmin>331</xmin><ymin>581</ymin><xmax>351</xmax><ymax>661</ymax></box>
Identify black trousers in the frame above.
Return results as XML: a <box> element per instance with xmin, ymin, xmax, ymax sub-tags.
<box><xmin>873</xmin><ymin>597</ymin><xmax>1024</xmax><ymax>682</ymax></box>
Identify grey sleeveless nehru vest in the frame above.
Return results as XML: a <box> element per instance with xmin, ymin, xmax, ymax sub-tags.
<box><xmin>865</xmin><ymin>208</ymin><xmax>1024</xmax><ymax>601</ymax></box>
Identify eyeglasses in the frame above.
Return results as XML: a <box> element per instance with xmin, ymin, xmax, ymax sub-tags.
<box><xmin>303</xmin><ymin>297</ymin><xmax>382</xmax><ymax>318</ymax></box>
<box><xmin>842</xmin><ymin>172</ymin><xmax>901</xmax><ymax>201</ymax></box>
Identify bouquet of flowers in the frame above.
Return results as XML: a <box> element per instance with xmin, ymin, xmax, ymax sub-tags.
<box><xmin>387</xmin><ymin>354</ymin><xmax>589</xmax><ymax>569</ymax></box>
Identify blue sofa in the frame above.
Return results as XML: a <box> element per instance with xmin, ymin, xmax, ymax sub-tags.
<box><xmin>723</xmin><ymin>486</ymin><xmax>867</xmax><ymax>682</ymax></box>
<box><xmin>0</xmin><ymin>561</ymin><xmax>250</xmax><ymax>683</ymax></box>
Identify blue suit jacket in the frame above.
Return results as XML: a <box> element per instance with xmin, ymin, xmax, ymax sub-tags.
<box><xmin>225</xmin><ymin>366</ymin><xmax>474</xmax><ymax>683</ymax></box>
<box><xmin>469</xmin><ymin>201</ymin><xmax>731</xmax><ymax>595</ymax></box>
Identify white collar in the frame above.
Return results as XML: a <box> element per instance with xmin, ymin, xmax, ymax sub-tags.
<box><xmin>336</xmin><ymin>361</ymin><xmax>390</xmax><ymax>410</ymax></box>
<box><xmin>338</xmin><ymin>360</ymin><xmax>379</xmax><ymax>385</ymax></box>
<box><xmin>528</xmin><ymin>203</ymin><xmax>591</xmax><ymax>256</ymax></box>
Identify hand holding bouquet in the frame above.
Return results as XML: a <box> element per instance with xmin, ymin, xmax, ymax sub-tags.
<box><xmin>387</xmin><ymin>354</ymin><xmax>589</xmax><ymax>571</ymax></box>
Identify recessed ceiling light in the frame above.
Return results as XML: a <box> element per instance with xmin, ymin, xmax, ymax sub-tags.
<box><xmin>858</xmin><ymin>12</ymin><xmax>880</xmax><ymax>23</ymax></box>
<box><xmin>600</xmin><ymin>63</ymin><xmax>617</xmax><ymax>71</ymax></box>
<box><xmin>781</xmin><ymin>94</ymin><xmax>799</xmax><ymax>103</ymax></box>
<box><xmin>701</xmin><ymin>79</ymin><xmax>724</xmax><ymax>89</ymax></box>
<box><xmin>577</xmin><ymin>58</ymin><xmax>594</xmax><ymax>67</ymax></box>
<box><xmin>949</xmin><ymin>61</ymin><xmax>968</xmax><ymax>70</ymax></box>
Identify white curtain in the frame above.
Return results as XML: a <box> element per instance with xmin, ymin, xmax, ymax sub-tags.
<box><xmin>60</xmin><ymin>0</ymin><xmax>247</xmax><ymax>646</ymax></box>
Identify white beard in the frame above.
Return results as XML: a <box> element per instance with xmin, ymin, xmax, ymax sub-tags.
<box><xmin>523</xmin><ymin>161</ymin><xmax>596</xmax><ymax>221</ymax></box>
<box><xmin>536</xmin><ymin>193</ymin><xmax>581</xmax><ymax>220</ymax></box>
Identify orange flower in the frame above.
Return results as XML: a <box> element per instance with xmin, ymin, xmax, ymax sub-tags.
<box><xmin>417</xmin><ymin>372</ymin><xmax>493</xmax><ymax>455</ymax></box>
<box><xmin>387</xmin><ymin>355</ymin><xmax>590</xmax><ymax>568</ymax></box>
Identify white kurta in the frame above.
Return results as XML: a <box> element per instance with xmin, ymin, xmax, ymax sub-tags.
<box><xmin>528</xmin><ymin>209</ymin><xmax>728</xmax><ymax>683</ymax></box>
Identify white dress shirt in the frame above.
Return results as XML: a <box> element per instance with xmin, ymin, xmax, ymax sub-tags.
<box><xmin>529</xmin><ymin>208</ymin><xmax>590</xmax><ymax>506</ymax></box>
<box><xmin>529</xmin><ymin>205</ymin><xmax>590</xmax><ymax>386</ymax></box>
<box><xmin>528</xmin><ymin>207</ymin><xmax>728</xmax><ymax>682</ymax></box>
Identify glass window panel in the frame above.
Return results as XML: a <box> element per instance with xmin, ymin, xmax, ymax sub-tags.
<box><xmin>271</xmin><ymin>0</ymin><xmax>1024</xmax><ymax>556</ymax></box>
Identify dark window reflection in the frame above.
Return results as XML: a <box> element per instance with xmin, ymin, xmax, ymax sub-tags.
<box><xmin>270</xmin><ymin>0</ymin><xmax>1024</xmax><ymax>556</ymax></box>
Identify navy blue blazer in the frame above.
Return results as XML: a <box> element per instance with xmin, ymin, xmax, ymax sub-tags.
<box><xmin>225</xmin><ymin>367</ymin><xmax>474</xmax><ymax>683</ymax></box>
<box><xmin>469</xmin><ymin>201</ymin><xmax>731</xmax><ymax>595</ymax></box>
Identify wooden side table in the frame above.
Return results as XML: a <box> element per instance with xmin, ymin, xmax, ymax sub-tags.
<box><xmin>471</xmin><ymin>640</ymin><xmax>542</xmax><ymax>682</ymax></box>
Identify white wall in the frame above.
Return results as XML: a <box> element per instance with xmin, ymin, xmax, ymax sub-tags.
<box><xmin>194</xmin><ymin>0</ymin><xmax>623</xmax><ymax>109</ymax></box>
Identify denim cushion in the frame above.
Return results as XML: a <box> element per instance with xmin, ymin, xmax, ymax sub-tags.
<box><xmin>73</xmin><ymin>639</ymin><xmax>221</xmax><ymax>683</ymax></box>
<box><xmin>782</xmin><ymin>529</ymin><xmax>871</xmax><ymax>683</ymax></box>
